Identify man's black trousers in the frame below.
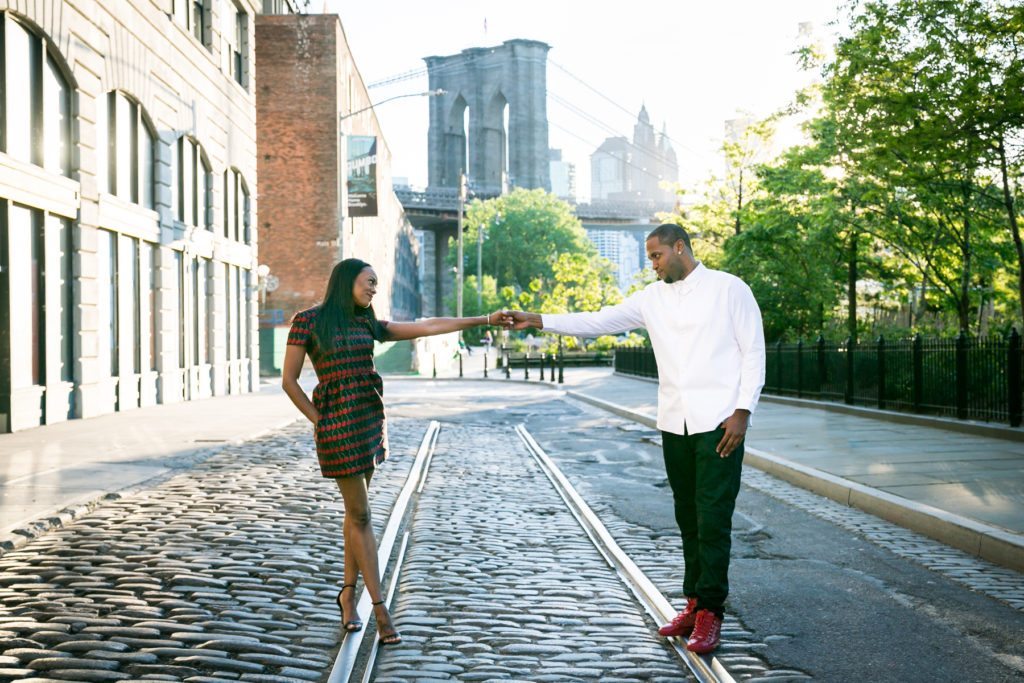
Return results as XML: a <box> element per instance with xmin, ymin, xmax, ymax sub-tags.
<box><xmin>662</xmin><ymin>426</ymin><xmax>744</xmax><ymax>616</ymax></box>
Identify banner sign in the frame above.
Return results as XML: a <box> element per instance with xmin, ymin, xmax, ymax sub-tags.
<box><xmin>347</xmin><ymin>135</ymin><xmax>378</xmax><ymax>217</ymax></box>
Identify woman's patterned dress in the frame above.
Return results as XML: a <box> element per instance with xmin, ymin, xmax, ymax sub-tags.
<box><xmin>287</xmin><ymin>307</ymin><xmax>389</xmax><ymax>478</ymax></box>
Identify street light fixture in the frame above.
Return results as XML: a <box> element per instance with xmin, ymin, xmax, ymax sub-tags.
<box><xmin>339</xmin><ymin>89</ymin><xmax>446</xmax><ymax>122</ymax></box>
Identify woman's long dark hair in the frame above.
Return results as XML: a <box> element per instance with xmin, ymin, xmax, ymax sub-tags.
<box><xmin>312</xmin><ymin>258</ymin><xmax>387</xmax><ymax>350</ymax></box>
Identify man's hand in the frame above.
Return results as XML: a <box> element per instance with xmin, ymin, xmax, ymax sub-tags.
<box><xmin>716</xmin><ymin>409</ymin><xmax>750</xmax><ymax>458</ymax></box>
<box><xmin>508</xmin><ymin>311</ymin><xmax>543</xmax><ymax>331</ymax></box>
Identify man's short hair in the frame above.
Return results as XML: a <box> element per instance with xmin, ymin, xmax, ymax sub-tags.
<box><xmin>648</xmin><ymin>223</ymin><xmax>692</xmax><ymax>253</ymax></box>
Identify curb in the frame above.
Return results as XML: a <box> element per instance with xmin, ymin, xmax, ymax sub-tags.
<box><xmin>566</xmin><ymin>390</ymin><xmax>1024</xmax><ymax>575</ymax></box>
<box><xmin>0</xmin><ymin>415</ymin><xmax>299</xmax><ymax>559</ymax></box>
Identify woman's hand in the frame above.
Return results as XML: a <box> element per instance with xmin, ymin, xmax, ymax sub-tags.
<box><xmin>486</xmin><ymin>310</ymin><xmax>515</xmax><ymax>328</ymax></box>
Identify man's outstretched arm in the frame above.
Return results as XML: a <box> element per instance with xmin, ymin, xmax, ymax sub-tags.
<box><xmin>508</xmin><ymin>294</ymin><xmax>645</xmax><ymax>337</ymax></box>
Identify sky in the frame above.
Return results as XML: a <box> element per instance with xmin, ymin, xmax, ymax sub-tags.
<box><xmin>325</xmin><ymin>0</ymin><xmax>844</xmax><ymax>200</ymax></box>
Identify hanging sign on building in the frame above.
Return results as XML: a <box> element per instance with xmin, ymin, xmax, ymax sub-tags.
<box><xmin>347</xmin><ymin>135</ymin><xmax>378</xmax><ymax>217</ymax></box>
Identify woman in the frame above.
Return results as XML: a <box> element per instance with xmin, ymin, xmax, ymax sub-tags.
<box><xmin>281</xmin><ymin>258</ymin><xmax>506</xmax><ymax>646</ymax></box>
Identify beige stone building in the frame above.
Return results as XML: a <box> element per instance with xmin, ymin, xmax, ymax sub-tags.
<box><xmin>0</xmin><ymin>0</ymin><xmax>264</xmax><ymax>432</ymax></box>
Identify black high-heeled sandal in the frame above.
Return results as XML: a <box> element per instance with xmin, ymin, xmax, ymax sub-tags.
<box><xmin>372</xmin><ymin>599</ymin><xmax>402</xmax><ymax>646</ymax></box>
<box><xmin>337</xmin><ymin>584</ymin><xmax>362</xmax><ymax>633</ymax></box>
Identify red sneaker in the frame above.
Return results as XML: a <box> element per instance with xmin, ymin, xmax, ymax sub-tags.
<box><xmin>685</xmin><ymin>609</ymin><xmax>722</xmax><ymax>654</ymax></box>
<box><xmin>658</xmin><ymin>597</ymin><xmax>698</xmax><ymax>637</ymax></box>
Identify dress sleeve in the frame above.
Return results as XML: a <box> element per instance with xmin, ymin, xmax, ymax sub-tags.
<box><xmin>287</xmin><ymin>310</ymin><xmax>313</xmax><ymax>347</ymax></box>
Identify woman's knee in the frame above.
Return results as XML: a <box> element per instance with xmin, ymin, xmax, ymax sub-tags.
<box><xmin>346</xmin><ymin>506</ymin><xmax>372</xmax><ymax>528</ymax></box>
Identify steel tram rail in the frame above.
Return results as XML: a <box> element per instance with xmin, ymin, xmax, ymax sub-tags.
<box><xmin>326</xmin><ymin>421</ymin><xmax>440</xmax><ymax>683</ymax></box>
<box><xmin>516</xmin><ymin>424</ymin><xmax>737</xmax><ymax>683</ymax></box>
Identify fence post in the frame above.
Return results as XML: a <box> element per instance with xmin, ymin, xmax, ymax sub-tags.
<box><xmin>483</xmin><ymin>351</ymin><xmax>488</xmax><ymax>379</ymax></box>
<box><xmin>877</xmin><ymin>335</ymin><xmax>886</xmax><ymax>410</ymax></box>
<box><xmin>775</xmin><ymin>340</ymin><xmax>783</xmax><ymax>393</ymax></box>
<box><xmin>539</xmin><ymin>353</ymin><xmax>546</xmax><ymax>381</ymax></box>
<box><xmin>524</xmin><ymin>352</ymin><xmax>530</xmax><ymax>380</ymax></box>
<box><xmin>458</xmin><ymin>351</ymin><xmax>463</xmax><ymax>378</ymax></box>
<box><xmin>816</xmin><ymin>334</ymin><xmax>826</xmax><ymax>397</ymax></box>
<box><xmin>550</xmin><ymin>353</ymin><xmax>556</xmax><ymax>382</ymax></box>
<box><xmin>796</xmin><ymin>338</ymin><xmax>804</xmax><ymax>398</ymax></box>
<box><xmin>504</xmin><ymin>347</ymin><xmax>511</xmax><ymax>379</ymax></box>
<box><xmin>558</xmin><ymin>338</ymin><xmax>564</xmax><ymax>384</ymax></box>
<box><xmin>844</xmin><ymin>336</ymin><xmax>854</xmax><ymax>405</ymax></box>
<box><xmin>432</xmin><ymin>353</ymin><xmax>437</xmax><ymax>379</ymax></box>
<box><xmin>956</xmin><ymin>330</ymin><xmax>968</xmax><ymax>420</ymax></box>
<box><xmin>912</xmin><ymin>334</ymin><xmax>923</xmax><ymax>413</ymax></box>
<box><xmin>1009</xmin><ymin>328</ymin><xmax>1021</xmax><ymax>427</ymax></box>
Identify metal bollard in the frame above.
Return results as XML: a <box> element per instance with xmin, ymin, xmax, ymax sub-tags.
<box><xmin>524</xmin><ymin>353</ymin><xmax>530</xmax><ymax>380</ymax></box>
<box><xmin>505</xmin><ymin>349</ymin><xmax>511</xmax><ymax>379</ymax></box>
<box><xmin>539</xmin><ymin>353</ymin><xmax>546</xmax><ymax>381</ymax></box>
<box><xmin>484</xmin><ymin>351</ymin><xmax>488</xmax><ymax>378</ymax></box>
<box><xmin>432</xmin><ymin>354</ymin><xmax>437</xmax><ymax>379</ymax></box>
<box><xmin>458</xmin><ymin>352</ymin><xmax>463</xmax><ymax>378</ymax></box>
<box><xmin>550</xmin><ymin>353</ymin><xmax>556</xmax><ymax>382</ymax></box>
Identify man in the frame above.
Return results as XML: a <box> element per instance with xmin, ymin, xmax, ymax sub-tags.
<box><xmin>508</xmin><ymin>223</ymin><xmax>765</xmax><ymax>654</ymax></box>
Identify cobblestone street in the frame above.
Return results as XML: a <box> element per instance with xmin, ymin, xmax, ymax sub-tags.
<box><xmin>0</xmin><ymin>419</ymin><xmax>421</xmax><ymax>682</ymax></box>
<box><xmin>379</xmin><ymin>423</ymin><xmax>688</xmax><ymax>682</ymax></box>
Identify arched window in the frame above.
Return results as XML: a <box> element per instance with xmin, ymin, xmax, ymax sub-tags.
<box><xmin>175</xmin><ymin>136</ymin><xmax>212</xmax><ymax>229</ymax></box>
<box><xmin>1</xmin><ymin>13</ymin><xmax>72</xmax><ymax>176</ymax></box>
<box><xmin>223</xmin><ymin>167</ymin><xmax>250</xmax><ymax>243</ymax></box>
<box><xmin>96</xmin><ymin>91</ymin><xmax>156</xmax><ymax>209</ymax></box>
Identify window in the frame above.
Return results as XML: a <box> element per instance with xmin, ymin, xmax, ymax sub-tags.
<box><xmin>57</xmin><ymin>218</ymin><xmax>74</xmax><ymax>383</ymax></box>
<box><xmin>1</xmin><ymin>14</ymin><xmax>71</xmax><ymax>176</ymax></box>
<box><xmin>223</xmin><ymin>168</ymin><xmax>250</xmax><ymax>242</ymax></box>
<box><xmin>176</xmin><ymin>137</ymin><xmax>212</xmax><ymax>229</ymax></box>
<box><xmin>175</xmin><ymin>250</ymin><xmax>185</xmax><ymax>369</ymax></box>
<box><xmin>97</xmin><ymin>230</ymin><xmax>119</xmax><ymax>377</ymax></box>
<box><xmin>223</xmin><ymin>1</ymin><xmax>247</xmax><ymax>87</ymax></box>
<box><xmin>192</xmin><ymin>0</ymin><xmax>206</xmax><ymax>44</ymax></box>
<box><xmin>148</xmin><ymin>244</ymin><xmax>158</xmax><ymax>372</ymax></box>
<box><xmin>130</xmin><ymin>238</ymin><xmax>141</xmax><ymax>375</ymax></box>
<box><xmin>174</xmin><ymin>0</ymin><xmax>209</xmax><ymax>48</ymax></box>
<box><xmin>192</xmin><ymin>258</ymin><xmax>207</xmax><ymax>365</ymax></box>
<box><xmin>224</xmin><ymin>263</ymin><xmax>233</xmax><ymax>361</ymax></box>
<box><xmin>97</xmin><ymin>92</ymin><xmax>156</xmax><ymax>208</ymax></box>
<box><xmin>27</xmin><ymin>209</ymin><xmax>44</xmax><ymax>385</ymax></box>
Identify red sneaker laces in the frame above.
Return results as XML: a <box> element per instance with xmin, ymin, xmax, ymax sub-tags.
<box><xmin>692</xmin><ymin>611</ymin><xmax>718</xmax><ymax>639</ymax></box>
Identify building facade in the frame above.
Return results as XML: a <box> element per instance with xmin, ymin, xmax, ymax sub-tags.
<box><xmin>0</xmin><ymin>0</ymin><xmax>262</xmax><ymax>433</ymax></box>
<box><xmin>591</xmin><ymin>105</ymin><xmax>678</xmax><ymax>204</ymax></box>
<box><xmin>586</xmin><ymin>228</ymin><xmax>641</xmax><ymax>292</ymax></box>
<box><xmin>255</xmin><ymin>14</ymin><xmax>420</xmax><ymax>328</ymax></box>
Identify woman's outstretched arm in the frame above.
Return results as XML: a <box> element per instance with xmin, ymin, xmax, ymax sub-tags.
<box><xmin>282</xmin><ymin>344</ymin><xmax>319</xmax><ymax>424</ymax></box>
<box><xmin>385</xmin><ymin>310</ymin><xmax>510</xmax><ymax>341</ymax></box>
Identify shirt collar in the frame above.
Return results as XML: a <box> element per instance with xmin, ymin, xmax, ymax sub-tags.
<box><xmin>676</xmin><ymin>261</ymin><xmax>706</xmax><ymax>294</ymax></box>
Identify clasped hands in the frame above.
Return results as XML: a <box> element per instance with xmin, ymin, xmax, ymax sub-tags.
<box><xmin>486</xmin><ymin>310</ymin><xmax>536</xmax><ymax>331</ymax></box>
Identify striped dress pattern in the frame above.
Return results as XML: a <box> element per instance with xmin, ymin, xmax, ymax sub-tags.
<box><xmin>287</xmin><ymin>307</ymin><xmax>389</xmax><ymax>478</ymax></box>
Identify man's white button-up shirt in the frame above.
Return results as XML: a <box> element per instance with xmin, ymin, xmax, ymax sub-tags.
<box><xmin>542</xmin><ymin>263</ymin><xmax>766</xmax><ymax>436</ymax></box>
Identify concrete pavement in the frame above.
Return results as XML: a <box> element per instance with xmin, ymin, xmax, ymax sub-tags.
<box><xmin>1</xmin><ymin>365</ymin><xmax>1022</xmax><ymax>572</ymax></box>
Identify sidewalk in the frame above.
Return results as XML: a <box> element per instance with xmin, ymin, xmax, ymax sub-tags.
<box><xmin>2</xmin><ymin>366</ymin><xmax>1022</xmax><ymax>573</ymax></box>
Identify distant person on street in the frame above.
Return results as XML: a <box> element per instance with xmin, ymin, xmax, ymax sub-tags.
<box><xmin>282</xmin><ymin>258</ymin><xmax>508</xmax><ymax>646</ymax></box>
<box><xmin>507</xmin><ymin>223</ymin><xmax>765</xmax><ymax>654</ymax></box>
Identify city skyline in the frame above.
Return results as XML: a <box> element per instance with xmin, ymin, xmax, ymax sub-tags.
<box><xmin>327</xmin><ymin>0</ymin><xmax>842</xmax><ymax>200</ymax></box>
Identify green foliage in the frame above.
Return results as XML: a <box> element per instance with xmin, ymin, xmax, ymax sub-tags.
<box><xmin>450</xmin><ymin>188</ymin><xmax>622</xmax><ymax>322</ymax></box>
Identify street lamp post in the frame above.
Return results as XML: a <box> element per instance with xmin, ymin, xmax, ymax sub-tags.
<box><xmin>456</xmin><ymin>171</ymin><xmax>466</xmax><ymax>329</ymax></box>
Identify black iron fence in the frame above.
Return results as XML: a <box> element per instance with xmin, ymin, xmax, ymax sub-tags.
<box><xmin>614</xmin><ymin>331</ymin><xmax>1024</xmax><ymax>427</ymax></box>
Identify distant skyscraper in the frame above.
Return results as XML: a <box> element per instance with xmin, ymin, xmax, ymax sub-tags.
<box><xmin>549</xmin><ymin>148</ymin><xmax>576</xmax><ymax>201</ymax></box>
<box><xmin>587</xmin><ymin>229</ymin><xmax>641</xmax><ymax>292</ymax></box>
<box><xmin>590</xmin><ymin>106</ymin><xmax>678</xmax><ymax>203</ymax></box>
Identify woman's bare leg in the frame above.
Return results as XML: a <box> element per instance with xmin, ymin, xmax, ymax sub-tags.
<box><xmin>336</xmin><ymin>473</ymin><xmax>398</xmax><ymax>641</ymax></box>
<box><xmin>339</xmin><ymin>470</ymin><xmax>375</xmax><ymax>619</ymax></box>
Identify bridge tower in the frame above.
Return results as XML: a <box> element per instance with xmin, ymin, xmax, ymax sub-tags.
<box><xmin>425</xmin><ymin>39</ymin><xmax>551</xmax><ymax>194</ymax></box>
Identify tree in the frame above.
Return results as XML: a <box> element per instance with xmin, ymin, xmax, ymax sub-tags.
<box><xmin>824</xmin><ymin>0</ymin><xmax>1019</xmax><ymax>332</ymax></box>
<box><xmin>461</xmin><ymin>188</ymin><xmax>596</xmax><ymax>294</ymax></box>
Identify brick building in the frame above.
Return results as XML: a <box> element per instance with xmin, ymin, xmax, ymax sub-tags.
<box><xmin>255</xmin><ymin>14</ymin><xmax>421</xmax><ymax>335</ymax></box>
<box><xmin>0</xmin><ymin>0</ymin><xmax>264</xmax><ymax>432</ymax></box>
